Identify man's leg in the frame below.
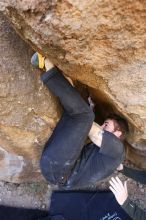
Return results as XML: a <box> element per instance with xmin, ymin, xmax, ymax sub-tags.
<box><xmin>40</xmin><ymin>67</ymin><xmax>94</xmax><ymax>187</ymax></box>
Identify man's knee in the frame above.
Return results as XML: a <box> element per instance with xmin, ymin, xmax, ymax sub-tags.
<box><xmin>40</xmin><ymin>156</ymin><xmax>57</xmax><ymax>184</ymax></box>
<box><xmin>40</xmin><ymin>155</ymin><xmax>64</xmax><ymax>185</ymax></box>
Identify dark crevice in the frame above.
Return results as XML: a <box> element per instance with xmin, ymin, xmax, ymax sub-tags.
<box><xmin>75</xmin><ymin>81</ymin><xmax>120</xmax><ymax>125</ymax></box>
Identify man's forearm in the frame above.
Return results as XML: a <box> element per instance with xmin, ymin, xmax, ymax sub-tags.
<box><xmin>88</xmin><ymin>122</ymin><xmax>102</xmax><ymax>147</ymax></box>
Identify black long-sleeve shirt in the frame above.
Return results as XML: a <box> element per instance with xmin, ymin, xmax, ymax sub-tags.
<box><xmin>122</xmin><ymin>198</ymin><xmax>146</xmax><ymax>220</ymax></box>
<box><xmin>120</xmin><ymin>165</ymin><xmax>146</xmax><ymax>219</ymax></box>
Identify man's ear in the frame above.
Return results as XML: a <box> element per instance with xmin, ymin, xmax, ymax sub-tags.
<box><xmin>114</xmin><ymin>130</ymin><xmax>122</xmax><ymax>138</ymax></box>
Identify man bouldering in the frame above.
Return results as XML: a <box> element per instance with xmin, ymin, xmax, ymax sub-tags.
<box><xmin>31</xmin><ymin>52</ymin><xmax>129</xmax><ymax>190</ymax></box>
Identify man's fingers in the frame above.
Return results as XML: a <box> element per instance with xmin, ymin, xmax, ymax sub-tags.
<box><xmin>110</xmin><ymin>177</ymin><xmax>123</xmax><ymax>191</ymax></box>
<box><xmin>109</xmin><ymin>186</ymin><xmax>117</xmax><ymax>196</ymax></box>
<box><xmin>115</xmin><ymin>176</ymin><xmax>125</xmax><ymax>189</ymax></box>
<box><xmin>109</xmin><ymin>180</ymin><xmax>120</xmax><ymax>192</ymax></box>
<box><xmin>124</xmin><ymin>181</ymin><xmax>128</xmax><ymax>194</ymax></box>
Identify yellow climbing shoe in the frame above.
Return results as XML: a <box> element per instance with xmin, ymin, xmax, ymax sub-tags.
<box><xmin>31</xmin><ymin>52</ymin><xmax>45</xmax><ymax>69</ymax></box>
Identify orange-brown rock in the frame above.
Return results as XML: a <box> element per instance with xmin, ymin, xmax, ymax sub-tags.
<box><xmin>0</xmin><ymin>13</ymin><xmax>61</xmax><ymax>182</ymax></box>
<box><xmin>0</xmin><ymin>0</ymin><xmax>146</xmax><ymax>181</ymax></box>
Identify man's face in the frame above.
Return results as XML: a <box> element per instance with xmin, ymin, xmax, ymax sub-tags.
<box><xmin>101</xmin><ymin>119</ymin><xmax>122</xmax><ymax>139</ymax></box>
<box><xmin>101</xmin><ymin>119</ymin><xmax>115</xmax><ymax>133</ymax></box>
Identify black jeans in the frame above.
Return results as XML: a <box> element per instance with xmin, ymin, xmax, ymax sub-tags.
<box><xmin>40</xmin><ymin>67</ymin><xmax>94</xmax><ymax>188</ymax></box>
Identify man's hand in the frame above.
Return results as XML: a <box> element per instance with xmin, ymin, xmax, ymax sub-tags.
<box><xmin>116</xmin><ymin>163</ymin><xmax>123</xmax><ymax>171</ymax></box>
<box><xmin>109</xmin><ymin>176</ymin><xmax>128</xmax><ymax>205</ymax></box>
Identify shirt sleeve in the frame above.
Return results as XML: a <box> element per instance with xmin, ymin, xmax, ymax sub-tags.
<box><xmin>100</xmin><ymin>130</ymin><xmax>124</xmax><ymax>160</ymax></box>
<box><xmin>121</xmin><ymin>166</ymin><xmax>146</xmax><ymax>185</ymax></box>
<box><xmin>121</xmin><ymin>197</ymin><xmax>146</xmax><ymax>220</ymax></box>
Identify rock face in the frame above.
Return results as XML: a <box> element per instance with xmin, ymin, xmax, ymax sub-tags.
<box><xmin>0</xmin><ymin>0</ymin><xmax>146</xmax><ymax>181</ymax></box>
<box><xmin>0</xmin><ymin>13</ymin><xmax>61</xmax><ymax>182</ymax></box>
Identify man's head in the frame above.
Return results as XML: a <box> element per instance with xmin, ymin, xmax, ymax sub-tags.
<box><xmin>101</xmin><ymin>114</ymin><xmax>129</xmax><ymax>140</ymax></box>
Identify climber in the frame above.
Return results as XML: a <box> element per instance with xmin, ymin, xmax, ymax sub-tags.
<box><xmin>109</xmin><ymin>176</ymin><xmax>146</xmax><ymax>220</ymax></box>
<box><xmin>31</xmin><ymin>52</ymin><xmax>129</xmax><ymax>190</ymax></box>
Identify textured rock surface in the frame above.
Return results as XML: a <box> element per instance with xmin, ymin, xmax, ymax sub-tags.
<box><xmin>0</xmin><ymin>0</ymin><xmax>146</xmax><ymax>182</ymax></box>
<box><xmin>0</xmin><ymin>13</ymin><xmax>61</xmax><ymax>182</ymax></box>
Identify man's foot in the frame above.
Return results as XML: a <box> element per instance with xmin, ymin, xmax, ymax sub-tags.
<box><xmin>31</xmin><ymin>52</ymin><xmax>54</xmax><ymax>71</ymax></box>
<box><xmin>31</xmin><ymin>52</ymin><xmax>74</xmax><ymax>85</ymax></box>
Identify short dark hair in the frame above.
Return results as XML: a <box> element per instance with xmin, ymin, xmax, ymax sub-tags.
<box><xmin>106</xmin><ymin>114</ymin><xmax>129</xmax><ymax>140</ymax></box>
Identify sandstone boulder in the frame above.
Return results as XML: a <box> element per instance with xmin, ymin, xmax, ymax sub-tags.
<box><xmin>0</xmin><ymin>0</ymin><xmax>146</xmax><ymax>180</ymax></box>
